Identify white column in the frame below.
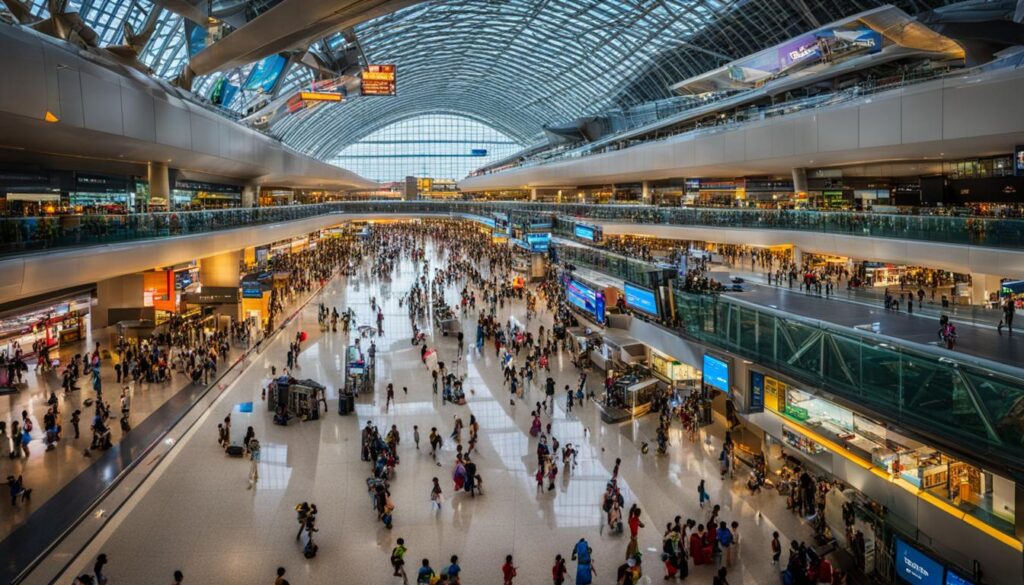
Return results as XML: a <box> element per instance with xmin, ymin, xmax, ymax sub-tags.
<box><xmin>792</xmin><ymin>246</ymin><xmax>803</xmax><ymax>268</ymax></box>
<box><xmin>970</xmin><ymin>273</ymin><xmax>1002</xmax><ymax>306</ymax></box>
<box><xmin>148</xmin><ymin>161</ymin><xmax>170</xmax><ymax>210</ymax></box>
<box><xmin>529</xmin><ymin>188</ymin><xmax>538</xmax><ymax>201</ymax></box>
<box><xmin>642</xmin><ymin>181</ymin><xmax>651</xmax><ymax>204</ymax></box>
<box><xmin>242</xmin><ymin>184</ymin><xmax>257</xmax><ymax>207</ymax></box>
<box><xmin>791</xmin><ymin>167</ymin><xmax>809</xmax><ymax>196</ymax></box>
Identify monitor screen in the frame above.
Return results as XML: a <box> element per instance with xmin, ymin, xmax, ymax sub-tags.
<box><xmin>702</xmin><ymin>354</ymin><xmax>729</xmax><ymax>392</ymax></box>
<box><xmin>526</xmin><ymin>232</ymin><xmax>551</xmax><ymax>252</ymax></box>
<box><xmin>945</xmin><ymin>570</ymin><xmax>972</xmax><ymax>585</ymax></box>
<box><xmin>895</xmin><ymin>538</ymin><xmax>943</xmax><ymax>585</ymax></box>
<box><xmin>567</xmin><ymin>279</ymin><xmax>604</xmax><ymax>323</ymax></box>
<box><xmin>624</xmin><ymin>283</ymin><xmax>658</xmax><ymax>316</ymax></box>
<box><xmin>574</xmin><ymin>224</ymin><xmax>596</xmax><ymax>241</ymax></box>
<box><xmin>244</xmin><ymin>54</ymin><xmax>288</xmax><ymax>93</ymax></box>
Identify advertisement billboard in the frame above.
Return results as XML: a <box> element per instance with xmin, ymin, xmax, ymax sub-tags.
<box><xmin>244</xmin><ymin>54</ymin><xmax>288</xmax><ymax>93</ymax></box>
<box><xmin>702</xmin><ymin>354</ymin><xmax>730</xmax><ymax>393</ymax></box>
<box><xmin>895</xmin><ymin>538</ymin><xmax>943</xmax><ymax>585</ymax></box>
<box><xmin>525</xmin><ymin>232</ymin><xmax>551</xmax><ymax>253</ymax></box>
<box><xmin>1015</xmin><ymin>145</ymin><xmax>1024</xmax><ymax>177</ymax></box>
<box><xmin>778</xmin><ymin>34</ymin><xmax>821</xmax><ymax>69</ymax></box>
<box><xmin>567</xmin><ymin>279</ymin><xmax>604</xmax><ymax>323</ymax></box>
<box><xmin>749</xmin><ymin>371</ymin><xmax>765</xmax><ymax>413</ymax></box>
<box><xmin>624</xmin><ymin>283</ymin><xmax>658</xmax><ymax>317</ymax></box>
<box><xmin>574</xmin><ymin>224</ymin><xmax>596</xmax><ymax>241</ymax></box>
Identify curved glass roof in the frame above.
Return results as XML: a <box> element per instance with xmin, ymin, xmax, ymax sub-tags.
<box><xmin>16</xmin><ymin>0</ymin><xmax>955</xmax><ymax>162</ymax></box>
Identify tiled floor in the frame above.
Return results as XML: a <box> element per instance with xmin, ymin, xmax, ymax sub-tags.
<box><xmin>54</xmin><ymin>246</ymin><xmax>821</xmax><ymax>585</ymax></box>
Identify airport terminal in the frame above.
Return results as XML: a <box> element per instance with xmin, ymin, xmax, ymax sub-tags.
<box><xmin>0</xmin><ymin>1</ymin><xmax>1023</xmax><ymax>584</ymax></box>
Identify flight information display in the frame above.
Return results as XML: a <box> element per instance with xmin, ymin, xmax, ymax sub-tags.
<box><xmin>361</xmin><ymin>64</ymin><xmax>396</xmax><ymax>96</ymax></box>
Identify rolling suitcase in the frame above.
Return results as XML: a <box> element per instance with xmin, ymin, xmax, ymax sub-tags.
<box><xmin>226</xmin><ymin>444</ymin><xmax>244</xmax><ymax>457</ymax></box>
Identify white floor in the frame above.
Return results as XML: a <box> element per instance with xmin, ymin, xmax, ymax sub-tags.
<box><xmin>56</xmin><ymin>245</ymin><xmax>819</xmax><ymax>585</ymax></box>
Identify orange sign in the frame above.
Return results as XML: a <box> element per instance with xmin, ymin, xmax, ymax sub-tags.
<box><xmin>361</xmin><ymin>64</ymin><xmax>396</xmax><ymax>96</ymax></box>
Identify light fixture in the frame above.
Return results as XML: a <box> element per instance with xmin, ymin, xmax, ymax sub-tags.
<box><xmin>44</xmin><ymin>111</ymin><xmax>59</xmax><ymax>123</ymax></box>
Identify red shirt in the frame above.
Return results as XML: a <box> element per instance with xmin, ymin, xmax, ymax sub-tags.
<box><xmin>502</xmin><ymin>562</ymin><xmax>517</xmax><ymax>583</ymax></box>
<box><xmin>629</xmin><ymin>515</ymin><xmax>642</xmax><ymax>537</ymax></box>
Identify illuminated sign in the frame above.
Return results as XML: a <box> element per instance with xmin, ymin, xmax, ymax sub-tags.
<box><xmin>525</xmin><ymin>232</ymin><xmax>551</xmax><ymax>253</ymax></box>
<box><xmin>361</xmin><ymin>64</ymin><xmax>396</xmax><ymax>96</ymax></box>
<box><xmin>244</xmin><ymin>54</ymin><xmax>288</xmax><ymax>93</ymax></box>
<box><xmin>895</xmin><ymin>538</ymin><xmax>942</xmax><ymax>585</ymax></box>
<box><xmin>574</xmin><ymin>224</ymin><xmax>596</xmax><ymax>241</ymax></box>
<box><xmin>624</xmin><ymin>283</ymin><xmax>658</xmax><ymax>317</ymax></box>
<box><xmin>567</xmin><ymin>279</ymin><xmax>604</xmax><ymax>323</ymax></box>
<box><xmin>703</xmin><ymin>354</ymin><xmax>730</xmax><ymax>393</ymax></box>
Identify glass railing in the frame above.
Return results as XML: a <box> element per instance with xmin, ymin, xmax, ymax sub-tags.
<box><xmin>4</xmin><ymin>200</ymin><xmax>1024</xmax><ymax>257</ymax></box>
<box><xmin>0</xmin><ymin>204</ymin><xmax>348</xmax><ymax>256</ymax></box>
<box><xmin>671</xmin><ymin>288</ymin><xmax>1024</xmax><ymax>472</ymax></box>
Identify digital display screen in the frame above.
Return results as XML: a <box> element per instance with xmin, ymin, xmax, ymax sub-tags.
<box><xmin>1015</xmin><ymin>145</ymin><xmax>1024</xmax><ymax>176</ymax></box>
<box><xmin>703</xmin><ymin>354</ymin><xmax>730</xmax><ymax>393</ymax></box>
<box><xmin>567</xmin><ymin>279</ymin><xmax>604</xmax><ymax>323</ymax></box>
<box><xmin>241</xmin><ymin>284</ymin><xmax>264</xmax><ymax>299</ymax></box>
<box><xmin>574</xmin><ymin>224</ymin><xmax>596</xmax><ymax>240</ymax></box>
<box><xmin>361</xmin><ymin>64</ymin><xmax>396</xmax><ymax>96</ymax></box>
<box><xmin>624</xmin><ymin>283</ymin><xmax>658</xmax><ymax>316</ymax></box>
<box><xmin>749</xmin><ymin>371</ymin><xmax>765</xmax><ymax>413</ymax></box>
<box><xmin>945</xmin><ymin>571</ymin><xmax>972</xmax><ymax>585</ymax></box>
<box><xmin>526</xmin><ymin>232</ymin><xmax>551</xmax><ymax>253</ymax></box>
<box><xmin>895</xmin><ymin>538</ymin><xmax>943</xmax><ymax>585</ymax></box>
<box><xmin>244</xmin><ymin>54</ymin><xmax>288</xmax><ymax>93</ymax></box>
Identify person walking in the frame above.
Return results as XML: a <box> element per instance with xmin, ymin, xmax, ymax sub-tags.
<box><xmin>626</xmin><ymin>506</ymin><xmax>645</xmax><ymax>559</ymax></box>
<box><xmin>93</xmin><ymin>553</ymin><xmax>108</xmax><ymax>585</ymax></box>
<box><xmin>572</xmin><ymin>537</ymin><xmax>595</xmax><ymax>585</ymax></box>
<box><xmin>247</xmin><ymin>438</ymin><xmax>261</xmax><ymax>489</ymax></box>
<box><xmin>552</xmin><ymin>554</ymin><xmax>567</xmax><ymax>585</ymax></box>
<box><xmin>502</xmin><ymin>554</ymin><xmax>517</xmax><ymax>585</ymax></box>
<box><xmin>416</xmin><ymin>559</ymin><xmax>435</xmax><ymax>585</ymax></box>
<box><xmin>430</xmin><ymin>477</ymin><xmax>443</xmax><ymax>511</ymax></box>
<box><xmin>171</xmin><ymin>569</ymin><xmax>184</xmax><ymax>584</ymax></box>
<box><xmin>698</xmin><ymin>479</ymin><xmax>710</xmax><ymax>508</ymax></box>
<box><xmin>391</xmin><ymin>538</ymin><xmax>409</xmax><ymax>585</ymax></box>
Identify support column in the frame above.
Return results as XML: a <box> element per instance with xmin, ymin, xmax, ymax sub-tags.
<box><xmin>970</xmin><ymin>273</ymin><xmax>1002</xmax><ymax>306</ymax></box>
<box><xmin>200</xmin><ymin>250</ymin><xmax>242</xmax><ymax>288</ymax></box>
<box><xmin>642</xmin><ymin>181</ymin><xmax>652</xmax><ymax>204</ymax></box>
<box><xmin>792</xmin><ymin>246</ymin><xmax>803</xmax><ymax>269</ymax></box>
<box><xmin>148</xmin><ymin>161</ymin><xmax>170</xmax><ymax>210</ymax></box>
<box><xmin>94</xmin><ymin>274</ymin><xmax>147</xmax><ymax>330</ymax></box>
<box><xmin>242</xmin><ymin>184</ymin><xmax>257</xmax><ymax>208</ymax></box>
<box><xmin>792</xmin><ymin>167</ymin><xmax>809</xmax><ymax>197</ymax></box>
<box><xmin>286</xmin><ymin>190</ymin><xmax>296</xmax><ymax>205</ymax></box>
<box><xmin>529</xmin><ymin>188</ymin><xmax>538</xmax><ymax>201</ymax></box>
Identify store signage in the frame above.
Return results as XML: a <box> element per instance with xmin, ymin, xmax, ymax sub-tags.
<box><xmin>702</xmin><ymin>354</ymin><xmax>729</xmax><ymax>393</ymax></box>
<box><xmin>624</xmin><ymin>283</ymin><xmax>659</xmax><ymax>317</ymax></box>
<box><xmin>241</xmin><ymin>284</ymin><xmax>264</xmax><ymax>299</ymax></box>
<box><xmin>778</xmin><ymin>34</ymin><xmax>821</xmax><ymax>69</ymax></box>
<box><xmin>1015</xmin><ymin>145</ymin><xmax>1024</xmax><ymax>177</ymax></box>
<box><xmin>749</xmin><ymin>371</ymin><xmax>765</xmax><ymax>413</ymax></box>
<box><xmin>895</xmin><ymin>538</ymin><xmax>943</xmax><ymax>585</ymax></box>
<box><xmin>783</xmin><ymin>404</ymin><xmax>809</xmax><ymax>421</ymax></box>
<box><xmin>361</xmin><ymin>64</ymin><xmax>396</xmax><ymax>96</ymax></box>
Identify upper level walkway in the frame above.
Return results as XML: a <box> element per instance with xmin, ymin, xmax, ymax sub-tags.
<box><xmin>555</xmin><ymin>242</ymin><xmax>1024</xmax><ymax>484</ymax></box>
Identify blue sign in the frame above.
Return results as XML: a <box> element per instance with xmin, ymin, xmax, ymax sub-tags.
<box><xmin>567</xmin><ymin>279</ymin><xmax>604</xmax><ymax>324</ymax></box>
<box><xmin>242</xmin><ymin>284</ymin><xmax>264</xmax><ymax>299</ymax></box>
<box><xmin>244</xmin><ymin>54</ymin><xmax>288</xmax><ymax>92</ymax></box>
<box><xmin>470</xmin><ymin>149</ymin><xmax>488</xmax><ymax>156</ymax></box>
<box><xmin>945</xmin><ymin>570</ymin><xmax>972</xmax><ymax>585</ymax></box>
<box><xmin>703</xmin><ymin>354</ymin><xmax>730</xmax><ymax>393</ymax></box>
<box><xmin>624</xmin><ymin>283</ymin><xmax>658</xmax><ymax>317</ymax></box>
<box><xmin>574</xmin><ymin>224</ymin><xmax>596</xmax><ymax>241</ymax></box>
<box><xmin>749</xmin><ymin>372</ymin><xmax>764</xmax><ymax>413</ymax></box>
<box><xmin>895</xmin><ymin>538</ymin><xmax>943</xmax><ymax>585</ymax></box>
<box><xmin>526</xmin><ymin>232</ymin><xmax>551</xmax><ymax>253</ymax></box>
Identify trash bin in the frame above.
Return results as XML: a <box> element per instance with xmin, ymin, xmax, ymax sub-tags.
<box><xmin>338</xmin><ymin>392</ymin><xmax>354</xmax><ymax>415</ymax></box>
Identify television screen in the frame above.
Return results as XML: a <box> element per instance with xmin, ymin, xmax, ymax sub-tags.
<box><xmin>702</xmin><ymin>354</ymin><xmax>729</xmax><ymax>392</ymax></box>
<box><xmin>624</xmin><ymin>283</ymin><xmax>658</xmax><ymax>316</ymax></box>
<box><xmin>945</xmin><ymin>570</ymin><xmax>972</xmax><ymax>585</ymax></box>
<box><xmin>526</xmin><ymin>232</ymin><xmax>551</xmax><ymax>252</ymax></box>
<box><xmin>567</xmin><ymin>279</ymin><xmax>604</xmax><ymax>323</ymax></box>
<box><xmin>574</xmin><ymin>224</ymin><xmax>595</xmax><ymax>240</ymax></box>
<box><xmin>895</xmin><ymin>538</ymin><xmax>943</xmax><ymax>585</ymax></box>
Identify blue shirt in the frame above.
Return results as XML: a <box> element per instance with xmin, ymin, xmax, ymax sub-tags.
<box><xmin>718</xmin><ymin>528</ymin><xmax>733</xmax><ymax>547</ymax></box>
<box><xmin>417</xmin><ymin>567</ymin><xmax>434</xmax><ymax>584</ymax></box>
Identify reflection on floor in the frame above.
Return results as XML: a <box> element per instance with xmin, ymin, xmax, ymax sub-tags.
<box><xmin>54</xmin><ymin>249</ymin><xmax>822</xmax><ymax>585</ymax></box>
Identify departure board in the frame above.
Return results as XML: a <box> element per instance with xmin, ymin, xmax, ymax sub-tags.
<box><xmin>361</xmin><ymin>64</ymin><xmax>396</xmax><ymax>96</ymax></box>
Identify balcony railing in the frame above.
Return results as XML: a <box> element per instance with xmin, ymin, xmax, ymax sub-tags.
<box><xmin>2</xmin><ymin>201</ymin><xmax>1024</xmax><ymax>258</ymax></box>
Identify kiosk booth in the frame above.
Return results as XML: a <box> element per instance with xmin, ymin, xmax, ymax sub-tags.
<box><xmin>271</xmin><ymin>377</ymin><xmax>326</xmax><ymax>424</ymax></box>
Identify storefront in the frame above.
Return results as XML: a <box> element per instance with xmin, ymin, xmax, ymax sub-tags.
<box><xmin>758</xmin><ymin>372</ymin><xmax>1015</xmax><ymax>533</ymax></box>
<box><xmin>0</xmin><ymin>295</ymin><xmax>91</xmax><ymax>356</ymax></box>
<box><xmin>172</xmin><ymin>179</ymin><xmax>242</xmax><ymax>209</ymax></box>
<box><xmin>649</xmin><ymin>348</ymin><xmax>700</xmax><ymax>392</ymax></box>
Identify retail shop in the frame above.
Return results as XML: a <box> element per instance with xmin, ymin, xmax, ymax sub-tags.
<box><xmin>751</xmin><ymin>371</ymin><xmax>1016</xmax><ymax>537</ymax></box>
<box><xmin>171</xmin><ymin>179</ymin><xmax>243</xmax><ymax>209</ymax></box>
<box><xmin>0</xmin><ymin>294</ymin><xmax>92</xmax><ymax>357</ymax></box>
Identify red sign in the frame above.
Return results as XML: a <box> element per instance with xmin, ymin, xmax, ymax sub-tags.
<box><xmin>361</xmin><ymin>64</ymin><xmax>396</xmax><ymax>96</ymax></box>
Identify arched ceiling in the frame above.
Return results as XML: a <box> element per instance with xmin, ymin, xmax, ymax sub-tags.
<box><xmin>273</xmin><ymin>0</ymin><xmax>958</xmax><ymax>159</ymax></box>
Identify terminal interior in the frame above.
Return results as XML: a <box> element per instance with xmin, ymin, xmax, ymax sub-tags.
<box><xmin>1</xmin><ymin>1</ymin><xmax>1024</xmax><ymax>584</ymax></box>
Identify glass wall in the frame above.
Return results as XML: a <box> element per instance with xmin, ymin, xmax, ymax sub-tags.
<box><xmin>328</xmin><ymin>115</ymin><xmax>522</xmax><ymax>184</ymax></box>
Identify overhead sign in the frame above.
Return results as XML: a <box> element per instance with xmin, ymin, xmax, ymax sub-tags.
<box><xmin>244</xmin><ymin>54</ymin><xmax>288</xmax><ymax>93</ymax></box>
<box><xmin>624</xmin><ymin>283</ymin><xmax>658</xmax><ymax>317</ymax></box>
<box><xmin>361</xmin><ymin>64</ymin><xmax>396</xmax><ymax>96</ymax></box>
<box><xmin>286</xmin><ymin>91</ymin><xmax>343</xmax><ymax>113</ymax></box>
<box><xmin>703</xmin><ymin>354</ymin><xmax>730</xmax><ymax>393</ymax></box>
